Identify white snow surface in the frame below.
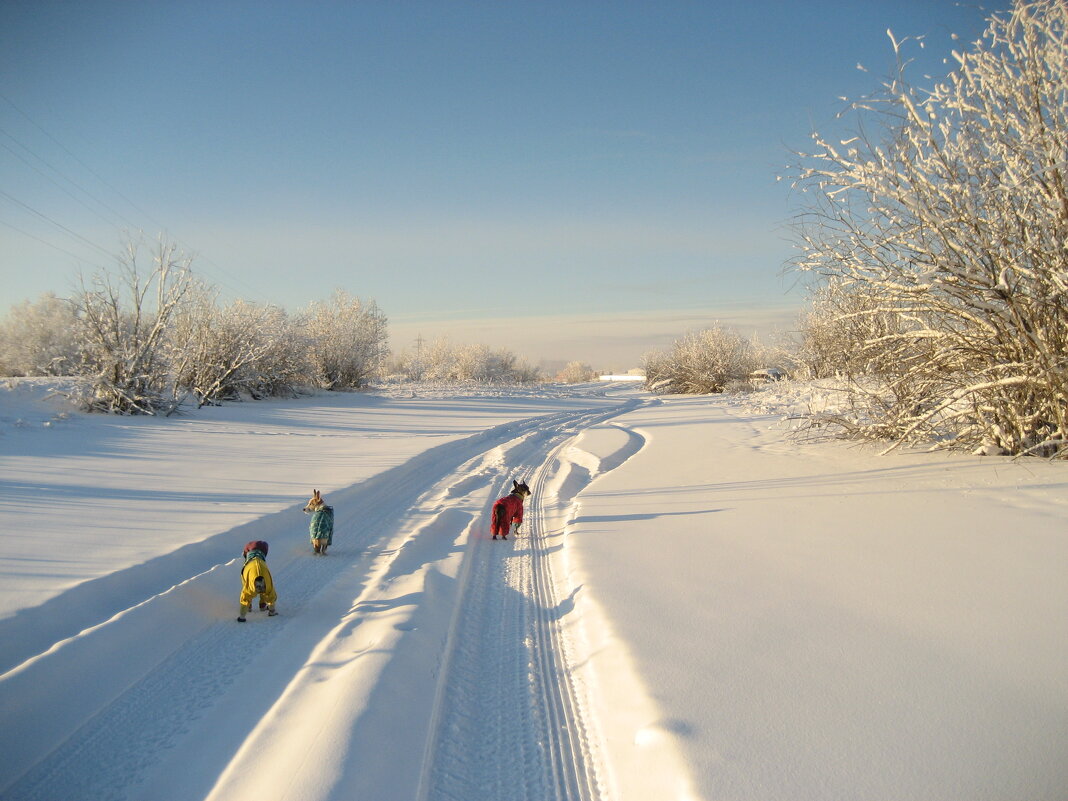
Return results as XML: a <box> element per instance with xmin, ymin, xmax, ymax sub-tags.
<box><xmin>0</xmin><ymin>378</ymin><xmax>1065</xmax><ymax>801</ymax></box>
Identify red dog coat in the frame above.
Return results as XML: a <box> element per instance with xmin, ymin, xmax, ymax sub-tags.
<box><xmin>491</xmin><ymin>493</ymin><xmax>524</xmax><ymax>536</ymax></box>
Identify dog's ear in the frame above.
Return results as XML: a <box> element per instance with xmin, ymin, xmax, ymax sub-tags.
<box><xmin>513</xmin><ymin>480</ymin><xmax>519</xmax><ymax>490</ymax></box>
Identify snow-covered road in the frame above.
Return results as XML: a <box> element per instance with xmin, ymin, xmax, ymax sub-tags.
<box><xmin>1</xmin><ymin>387</ymin><xmax>642</xmax><ymax>801</ymax></box>
<box><xmin>3</xmin><ymin>380</ymin><xmax>1065</xmax><ymax>801</ymax></box>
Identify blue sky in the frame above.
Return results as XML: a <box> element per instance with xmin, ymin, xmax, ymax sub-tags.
<box><xmin>0</xmin><ymin>1</ymin><xmax>1000</xmax><ymax>365</ymax></box>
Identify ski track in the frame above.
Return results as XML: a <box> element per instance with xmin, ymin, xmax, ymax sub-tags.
<box><xmin>2</xmin><ymin>395</ymin><xmax>644</xmax><ymax>801</ymax></box>
<box><xmin>419</xmin><ymin>405</ymin><xmax>640</xmax><ymax>801</ymax></box>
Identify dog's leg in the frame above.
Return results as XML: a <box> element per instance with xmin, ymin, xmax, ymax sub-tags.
<box><xmin>237</xmin><ymin>603</ymin><xmax>249</xmax><ymax>623</ymax></box>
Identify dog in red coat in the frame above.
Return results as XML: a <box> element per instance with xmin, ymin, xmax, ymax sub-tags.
<box><xmin>491</xmin><ymin>480</ymin><xmax>531</xmax><ymax>540</ymax></box>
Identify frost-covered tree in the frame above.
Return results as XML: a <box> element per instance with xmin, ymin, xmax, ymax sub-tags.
<box><xmin>792</xmin><ymin>279</ymin><xmax>928</xmax><ymax>380</ymax></box>
<box><xmin>791</xmin><ymin>288</ymin><xmax>851</xmax><ymax>381</ymax></box>
<box><xmin>0</xmin><ymin>292</ymin><xmax>80</xmax><ymax>376</ymax></box>
<box><xmin>791</xmin><ymin>0</ymin><xmax>1068</xmax><ymax>456</ymax></box>
<box><xmin>243</xmin><ymin>306</ymin><xmax>309</xmax><ymax>399</ymax></box>
<box><xmin>393</xmin><ymin>337</ymin><xmax>539</xmax><ymax>384</ymax></box>
<box><xmin>556</xmin><ymin>361</ymin><xmax>599</xmax><ymax>384</ymax></box>
<box><xmin>643</xmin><ymin>326</ymin><xmax>757</xmax><ymax>394</ymax></box>
<box><xmin>170</xmin><ymin>293</ymin><xmax>305</xmax><ymax>405</ymax></box>
<box><xmin>73</xmin><ymin>237</ymin><xmax>198</xmax><ymax>414</ymax></box>
<box><xmin>301</xmin><ymin>290</ymin><xmax>389</xmax><ymax>389</ymax></box>
<box><xmin>443</xmin><ymin>341</ymin><xmax>494</xmax><ymax>382</ymax></box>
<box><xmin>384</xmin><ymin>348</ymin><xmax>424</xmax><ymax>381</ymax></box>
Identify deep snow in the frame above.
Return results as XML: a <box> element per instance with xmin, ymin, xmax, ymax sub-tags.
<box><xmin>0</xmin><ymin>378</ymin><xmax>1065</xmax><ymax>801</ymax></box>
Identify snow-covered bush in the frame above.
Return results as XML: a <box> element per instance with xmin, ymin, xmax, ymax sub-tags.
<box><xmin>643</xmin><ymin>326</ymin><xmax>757</xmax><ymax>394</ymax></box>
<box><xmin>790</xmin><ymin>0</ymin><xmax>1068</xmax><ymax>457</ymax></box>
<box><xmin>428</xmin><ymin>340</ymin><xmax>492</xmax><ymax>382</ymax></box>
<box><xmin>391</xmin><ymin>337</ymin><xmax>539</xmax><ymax>384</ymax></box>
<box><xmin>242</xmin><ymin>307</ymin><xmax>309</xmax><ymax>399</ymax></box>
<box><xmin>3</xmin><ymin>243</ymin><xmax>392</xmax><ymax>411</ymax></box>
<box><xmin>0</xmin><ymin>292</ymin><xmax>81</xmax><ymax>377</ymax></box>
<box><xmin>383</xmin><ymin>347</ymin><xmax>424</xmax><ymax>381</ymax></box>
<box><xmin>170</xmin><ymin>294</ymin><xmax>305</xmax><ymax>406</ymax></box>
<box><xmin>790</xmin><ymin>293</ymin><xmax>847</xmax><ymax>381</ymax></box>
<box><xmin>73</xmin><ymin>238</ymin><xmax>198</xmax><ymax>415</ymax></box>
<box><xmin>555</xmin><ymin>361</ymin><xmax>598</xmax><ymax>384</ymax></box>
<box><xmin>301</xmin><ymin>290</ymin><xmax>389</xmax><ymax>390</ymax></box>
<box><xmin>790</xmin><ymin>280</ymin><xmax>929</xmax><ymax>381</ymax></box>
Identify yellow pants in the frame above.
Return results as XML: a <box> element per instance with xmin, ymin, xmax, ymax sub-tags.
<box><xmin>240</xmin><ymin>557</ymin><xmax>277</xmax><ymax>608</ymax></box>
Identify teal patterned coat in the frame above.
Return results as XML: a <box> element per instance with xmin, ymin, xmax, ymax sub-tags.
<box><xmin>308</xmin><ymin>506</ymin><xmax>334</xmax><ymax>545</ymax></box>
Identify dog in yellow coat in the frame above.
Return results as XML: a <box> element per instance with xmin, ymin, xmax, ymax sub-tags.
<box><xmin>237</xmin><ymin>540</ymin><xmax>278</xmax><ymax>622</ymax></box>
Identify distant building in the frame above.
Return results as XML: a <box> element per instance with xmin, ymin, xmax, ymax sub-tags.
<box><xmin>598</xmin><ymin>369</ymin><xmax>645</xmax><ymax>382</ymax></box>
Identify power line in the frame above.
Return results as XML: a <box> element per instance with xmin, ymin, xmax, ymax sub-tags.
<box><xmin>0</xmin><ymin>92</ymin><xmax>275</xmax><ymax>305</ymax></box>
<box><xmin>0</xmin><ymin>216</ymin><xmax>106</xmax><ymax>267</ymax></box>
<box><xmin>0</xmin><ymin>91</ymin><xmax>163</xmax><ymax>232</ymax></box>
<box><xmin>0</xmin><ymin>134</ymin><xmax>135</xmax><ymax>231</ymax></box>
<box><xmin>0</xmin><ymin>188</ymin><xmax>116</xmax><ymax>259</ymax></box>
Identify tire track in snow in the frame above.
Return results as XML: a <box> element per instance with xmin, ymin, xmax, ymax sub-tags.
<box><xmin>418</xmin><ymin>403</ymin><xmax>644</xmax><ymax>801</ymax></box>
<box><xmin>520</xmin><ymin>422</ymin><xmax>648</xmax><ymax>801</ymax></box>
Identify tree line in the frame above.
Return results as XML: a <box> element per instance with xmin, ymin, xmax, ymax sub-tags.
<box><xmin>0</xmin><ymin>236</ymin><xmax>539</xmax><ymax>414</ymax></box>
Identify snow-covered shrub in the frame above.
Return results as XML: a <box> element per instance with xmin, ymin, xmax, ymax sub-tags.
<box><xmin>383</xmin><ymin>347</ymin><xmax>425</xmax><ymax>381</ymax></box>
<box><xmin>393</xmin><ymin>337</ymin><xmax>539</xmax><ymax>384</ymax></box>
<box><xmin>301</xmin><ymin>290</ymin><xmax>389</xmax><ymax>390</ymax></box>
<box><xmin>643</xmin><ymin>326</ymin><xmax>757</xmax><ymax>394</ymax></box>
<box><xmin>790</xmin><ymin>295</ymin><xmax>845</xmax><ymax>381</ymax></box>
<box><xmin>72</xmin><ymin>238</ymin><xmax>198</xmax><ymax>415</ymax></box>
<box><xmin>791</xmin><ymin>280</ymin><xmax>929</xmax><ymax>381</ymax></box>
<box><xmin>790</xmin><ymin>0</ymin><xmax>1068</xmax><ymax>457</ymax></box>
<box><xmin>170</xmin><ymin>294</ymin><xmax>306</xmax><ymax>405</ymax></box>
<box><xmin>432</xmin><ymin>341</ymin><xmax>492</xmax><ymax>382</ymax></box>
<box><xmin>243</xmin><ymin>307</ymin><xmax>309</xmax><ymax>399</ymax></box>
<box><xmin>556</xmin><ymin>361</ymin><xmax>598</xmax><ymax>384</ymax></box>
<box><xmin>477</xmin><ymin>347</ymin><xmax>539</xmax><ymax>384</ymax></box>
<box><xmin>0</xmin><ymin>292</ymin><xmax>81</xmax><ymax>377</ymax></box>
<box><xmin>4</xmin><ymin>247</ymin><xmax>392</xmax><ymax>411</ymax></box>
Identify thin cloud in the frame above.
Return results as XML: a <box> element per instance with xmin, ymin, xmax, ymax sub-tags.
<box><xmin>390</xmin><ymin>302</ymin><xmax>802</xmax><ymax>368</ymax></box>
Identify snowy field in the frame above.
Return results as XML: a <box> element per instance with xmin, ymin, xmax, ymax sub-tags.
<box><xmin>0</xmin><ymin>378</ymin><xmax>1065</xmax><ymax>801</ymax></box>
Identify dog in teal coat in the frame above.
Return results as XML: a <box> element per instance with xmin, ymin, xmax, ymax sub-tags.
<box><xmin>303</xmin><ymin>489</ymin><xmax>334</xmax><ymax>555</ymax></box>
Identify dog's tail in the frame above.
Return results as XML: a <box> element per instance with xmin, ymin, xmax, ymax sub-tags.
<box><xmin>493</xmin><ymin>501</ymin><xmax>506</xmax><ymax>531</ymax></box>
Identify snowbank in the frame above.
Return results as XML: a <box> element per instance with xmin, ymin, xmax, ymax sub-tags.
<box><xmin>559</xmin><ymin>392</ymin><xmax>1068</xmax><ymax>800</ymax></box>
